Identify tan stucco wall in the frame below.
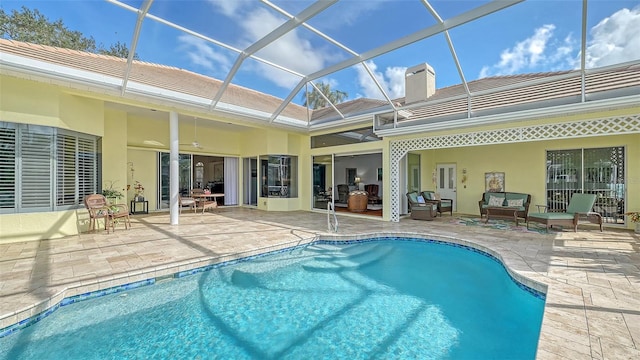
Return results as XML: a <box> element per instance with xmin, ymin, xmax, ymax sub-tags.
<box><xmin>412</xmin><ymin>125</ymin><xmax>639</xmax><ymax>230</ymax></box>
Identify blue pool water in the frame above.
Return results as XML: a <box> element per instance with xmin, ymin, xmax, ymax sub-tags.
<box><xmin>0</xmin><ymin>239</ymin><xmax>545</xmax><ymax>359</ymax></box>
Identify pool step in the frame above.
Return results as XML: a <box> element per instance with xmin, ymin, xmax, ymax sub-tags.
<box><xmin>313</xmin><ymin>243</ymin><xmax>381</xmax><ymax>261</ymax></box>
<box><xmin>302</xmin><ymin>245</ymin><xmax>394</xmax><ymax>272</ymax></box>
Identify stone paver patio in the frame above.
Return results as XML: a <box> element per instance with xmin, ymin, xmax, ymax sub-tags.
<box><xmin>1</xmin><ymin>208</ymin><xmax>638</xmax><ymax>359</ymax></box>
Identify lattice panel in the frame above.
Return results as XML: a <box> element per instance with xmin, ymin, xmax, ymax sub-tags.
<box><xmin>389</xmin><ymin>114</ymin><xmax>640</xmax><ymax>221</ymax></box>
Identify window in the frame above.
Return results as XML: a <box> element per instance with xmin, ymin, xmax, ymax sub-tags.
<box><xmin>546</xmin><ymin>146</ymin><xmax>625</xmax><ymax>224</ymax></box>
<box><xmin>0</xmin><ymin>122</ymin><xmax>98</xmax><ymax>213</ymax></box>
<box><xmin>260</xmin><ymin>155</ymin><xmax>298</xmax><ymax>198</ymax></box>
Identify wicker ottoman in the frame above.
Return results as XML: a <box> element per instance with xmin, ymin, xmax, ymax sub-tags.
<box><xmin>411</xmin><ymin>203</ymin><xmax>437</xmax><ymax>220</ymax></box>
<box><xmin>347</xmin><ymin>190</ymin><xmax>368</xmax><ymax>212</ymax></box>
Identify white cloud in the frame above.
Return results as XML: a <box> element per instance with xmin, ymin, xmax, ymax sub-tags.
<box><xmin>178</xmin><ymin>35</ymin><xmax>233</xmax><ymax>78</ymax></box>
<box><xmin>479</xmin><ymin>24</ymin><xmax>574</xmax><ymax>78</ymax></box>
<box><xmin>480</xmin><ymin>6</ymin><xmax>640</xmax><ymax>78</ymax></box>
<box><xmin>356</xmin><ymin>61</ymin><xmax>406</xmax><ymax>100</ymax></box>
<box><xmin>206</xmin><ymin>0</ymin><xmax>252</xmax><ymax>17</ymax></box>
<box><xmin>185</xmin><ymin>1</ymin><xmax>341</xmax><ymax>90</ymax></box>
<box><xmin>584</xmin><ymin>7</ymin><xmax>640</xmax><ymax>68</ymax></box>
<box><xmin>240</xmin><ymin>8</ymin><xmax>328</xmax><ymax>88</ymax></box>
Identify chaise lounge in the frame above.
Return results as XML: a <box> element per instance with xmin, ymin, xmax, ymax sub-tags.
<box><xmin>527</xmin><ymin>193</ymin><xmax>603</xmax><ymax>232</ymax></box>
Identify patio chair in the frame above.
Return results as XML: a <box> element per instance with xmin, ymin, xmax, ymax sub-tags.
<box><xmin>179</xmin><ymin>194</ymin><xmax>197</xmax><ymax>214</ymax></box>
<box><xmin>527</xmin><ymin>193</ymin><xmax>603</xmax><ymax>232</ymax></box>
<box><xmin>406</xmin><ymin>191</ymin><xmax>437</xmax><ymax>220</ymax></box>
<box><xmin>421</xmin><ymin>191</ymin><xmax>453</xmax><ymax>216</ymax></box>
<box><xmin>364</xmin><ymin>184</ymin><xmax>381</xmax><ymax>204</ymax></box>
<box><xmin>337</xmin><ymin>184</ymin><xmax>350</xmax><ymax>203</ymax></box>
<box><xmin>84</xmin><ymin>194</ymin><xmax>131</xmax><ymax>234</ymax></box>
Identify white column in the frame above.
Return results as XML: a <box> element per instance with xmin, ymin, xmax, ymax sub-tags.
<box><xmin>170</xmin><ymin>111</ymin><xmax>179</xmax><ymax>225</ymax></box>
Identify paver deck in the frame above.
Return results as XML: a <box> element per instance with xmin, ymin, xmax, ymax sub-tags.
<box><xmin>1</xmin><ymin>208</ymin><xmax>638</xmax><ymax>359</ymax></box>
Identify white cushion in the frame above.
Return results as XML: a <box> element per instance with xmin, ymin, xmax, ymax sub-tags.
<box><xmin>507</xmin><ymin>199</ymin><xmax>524</xmax><ymax>207</ymax></box>
<box><xmin>417</xmin><ymin>195</ymin><xmax>426</xmax><ymax>204</ymax></box>
<box><xmin>488</xmin><ymin>195</ymin><xmax>504</xmax><ymax>206</ymax></box>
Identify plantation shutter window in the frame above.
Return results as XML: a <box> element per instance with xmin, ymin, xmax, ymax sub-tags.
<box><xmin>20</xmin><ymin>126</ymin><xmax>54</xmax><ymax>211</ymax></box>
<box><xmin>0</xmin><ymin>122</ymin><xmax>99</xmax><ymax>213</ymax></box>
<box><xmin>0</xmin><ymin>125</ymin><xmax>16</xmax><ymax>210</ymax></box>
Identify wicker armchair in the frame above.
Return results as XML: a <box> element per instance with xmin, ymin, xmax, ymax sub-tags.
<box><xmin>406</xmin><ymin>191</ymin><xmax>437</xmax><ymax>220</ymax></box>
<box><xmin>421</xmin><ymin>191</ymin><xmax>453</xmax><ymax>216</ymax></box>
<box><xmin>84</xmin><ymin>194</ymin><xmax>131</xmax><ymax>233</ymax></box>
<box><xmin>179</xmin><ymin>194</ymin><xmax>197</xmax><ymax>214</ymax></box>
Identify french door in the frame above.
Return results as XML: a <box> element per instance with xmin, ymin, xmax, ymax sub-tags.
<box><xmin>436</xmin><ymin>163</ymin><xmax>457</xmax><ymax>210</ymax></box>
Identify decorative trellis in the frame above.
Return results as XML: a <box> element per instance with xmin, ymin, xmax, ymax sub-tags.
<box><xmin>388</xmin><ymin>114</ymin><xmax>640</xmax><ymax>222</ymax></box>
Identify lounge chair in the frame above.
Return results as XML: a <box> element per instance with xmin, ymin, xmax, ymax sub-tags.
<box><xmin>406</xmin><ymin>191</ymin><xmax>437</xmax><ymax>220</ymax></box>
<box><xmin>527</xmin><ymin>193</ymin><xmax>603</xmax><ymax>232</ymax></box>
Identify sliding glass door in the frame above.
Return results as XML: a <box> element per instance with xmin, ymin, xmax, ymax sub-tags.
<box><xmin>243</xmin><ymin>157</ymin><xmax>258</xmax><ymax>206</ymax></box>
<box><xmin>312</xmin><ymin>155</ymin><xmax>332</xmax><ymax>210</ymax></box>
<box><xmin>546</xmin><ymin>146</ymin><xmax>625</xmax><ymax>224</ymax></box>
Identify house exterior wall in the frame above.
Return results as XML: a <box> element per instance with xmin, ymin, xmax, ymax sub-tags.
<box><xmin>418</xmin><ymin>133</ymin><xmax>639</xmax><ymax>219</ymax></box>
<box><xmin>1</xmin><ymin>74</ymin><xmax>638</xmax><ymax>243</ymax></box>
<box><xmin>0</xmin><ymin>76</ymin><xmax>312</xmax><ymax>242</ymax></box>
<box><xmin>394</xmin><ymin>108</ymin><xmax>640</xmax><ymax>230</ymax></box>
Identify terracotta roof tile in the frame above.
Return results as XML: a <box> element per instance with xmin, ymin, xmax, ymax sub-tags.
<box><xmin>2</xmin><ymin>39</ymin><xmax>638</xmax><ymax>128</ymax></box>
<box><xmin>0</xmin><ymin>39</ymin><xmax>307</xmax><ymax>121</ymax></box>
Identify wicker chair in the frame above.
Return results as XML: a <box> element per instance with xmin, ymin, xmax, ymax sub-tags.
<box><xmin>406</xmin><ymin>191</ymin><xmax>437</xmax><ymax>220</ymax></box>
<box><xmin>179</xmin><ymin>194</ymin><xmax>197</xmax><ymax>214</ymax></box>
<box><xmin>421</xmin><ymin>191</ymin><xmax>453</xmax><ymax>216</ymax></box>
<box><xmin>84</xmin><ymin>194</ymin><xmax>131</xmax><ymax>233</ymax></box>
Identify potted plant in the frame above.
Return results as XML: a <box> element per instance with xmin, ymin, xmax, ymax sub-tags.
<box><xmin>625</xmin><ymin>211</ymin><xmax>640</xmax><ymax>234</ymax></box>
<box><xmin>133</xmin><ymin>181</ymin><xmax>145</xmax><ymax>201</ymax></box>
<box><xmin>102</xmin><ymin>181</ymin><xmax>124</xmax><ymax>203</ymax></box>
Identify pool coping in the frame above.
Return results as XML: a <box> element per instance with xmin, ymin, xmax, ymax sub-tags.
<box><xmin>0</xmin><ymin>231</ymin><xmax>547</xmax><ymax>338</ymax></box>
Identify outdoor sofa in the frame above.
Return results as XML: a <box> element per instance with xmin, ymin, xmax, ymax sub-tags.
<box><xmin>479</xmin><ymin>191</ymin><xmax>531</xmax><ymax>221</ymax></box>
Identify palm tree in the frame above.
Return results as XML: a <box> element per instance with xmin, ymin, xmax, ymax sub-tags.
<box><xmin>302</xmin><ymin>82</ymin><xmax>348</xmax><ymax>109</ymax></box>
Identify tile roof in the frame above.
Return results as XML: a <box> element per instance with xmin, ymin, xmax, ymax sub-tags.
<box><xmin>386</xmin><ymin>64</ymin><xmax>640</xmax><ymax>125</ymax></box>
<box><xmin>0</xmin><ymin>39</ymin><xmax>308</xmax><ymax>121</ymax></box>
<box><xmin>2</xmin><ymin>38</ymin><xmax>639</xmax><ymax>131</ymax></box>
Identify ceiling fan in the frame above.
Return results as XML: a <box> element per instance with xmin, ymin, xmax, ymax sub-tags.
<box><xmin>181</xmin><ymin>117</ymin><xmax>203</xmax><ymax>149</ymax></box>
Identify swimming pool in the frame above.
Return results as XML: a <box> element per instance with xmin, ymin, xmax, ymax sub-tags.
<box><xmin>0</xmin><ymin>237</ymin><xmax>545</xmax><ymax>359</ymax></box>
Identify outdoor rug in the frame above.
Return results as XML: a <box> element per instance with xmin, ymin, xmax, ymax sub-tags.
<box><xmin>449</xmin><ymin>217</ymin><xmax>548</xmax><ymax>234</ymax></box>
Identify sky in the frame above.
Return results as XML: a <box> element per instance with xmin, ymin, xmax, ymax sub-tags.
<box><xmin>2</xmin><ymin>0</ymin><xmax>639</xmax><ymax>106</ymax></box>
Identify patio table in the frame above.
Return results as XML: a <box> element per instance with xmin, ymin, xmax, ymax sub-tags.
<box><xmin>485</xmin><ymin>206</ymin><xmax>522</xmax><ymax>226</ymax></box>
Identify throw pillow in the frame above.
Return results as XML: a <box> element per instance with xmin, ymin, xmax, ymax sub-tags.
<box><xmin>434</xmin><ymin>193</ymin><xmax>441</xmax><ymax>200</ymax></box>
<box><xmin>507</xmin><ymin>199</ymin><xmax>524</xmax><ymax>207</ymax></box>
<box><xmin>488</xmin><ymin>195</ymin><xmax>504</xmax><ymax>206</ymax></box>
<box><xmin>417</xmin><ymin>195</ymin><xmax>426</xmax><ymax>204</ymax></box>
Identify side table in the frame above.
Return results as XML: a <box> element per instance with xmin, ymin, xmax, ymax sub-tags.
<box><xmin>130</xmin><ymin>200</ymin><xmax>149</xmax><ymax>215</ymax></box>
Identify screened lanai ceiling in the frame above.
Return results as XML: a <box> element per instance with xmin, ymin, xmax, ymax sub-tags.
<box><xmin>3</xmin><ymin>0</ymin><xmax>639</xmax><ymax>129</ymax></box>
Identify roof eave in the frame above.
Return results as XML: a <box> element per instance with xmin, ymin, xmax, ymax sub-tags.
<box><xmin>0</xmin><ymin>52</ymin><xmax>310</xmax><ymax>131</ymax></box>
<box><xmin>375</xmin><ymin>94</ymin><xmax>640</xmax><ymax>137</ymax></box>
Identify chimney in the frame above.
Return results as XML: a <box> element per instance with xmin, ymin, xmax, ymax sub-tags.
<box><xmin>404</xmin><ymin>63</ymin><xmax>435</xmax><ymax>104</ymax></box>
